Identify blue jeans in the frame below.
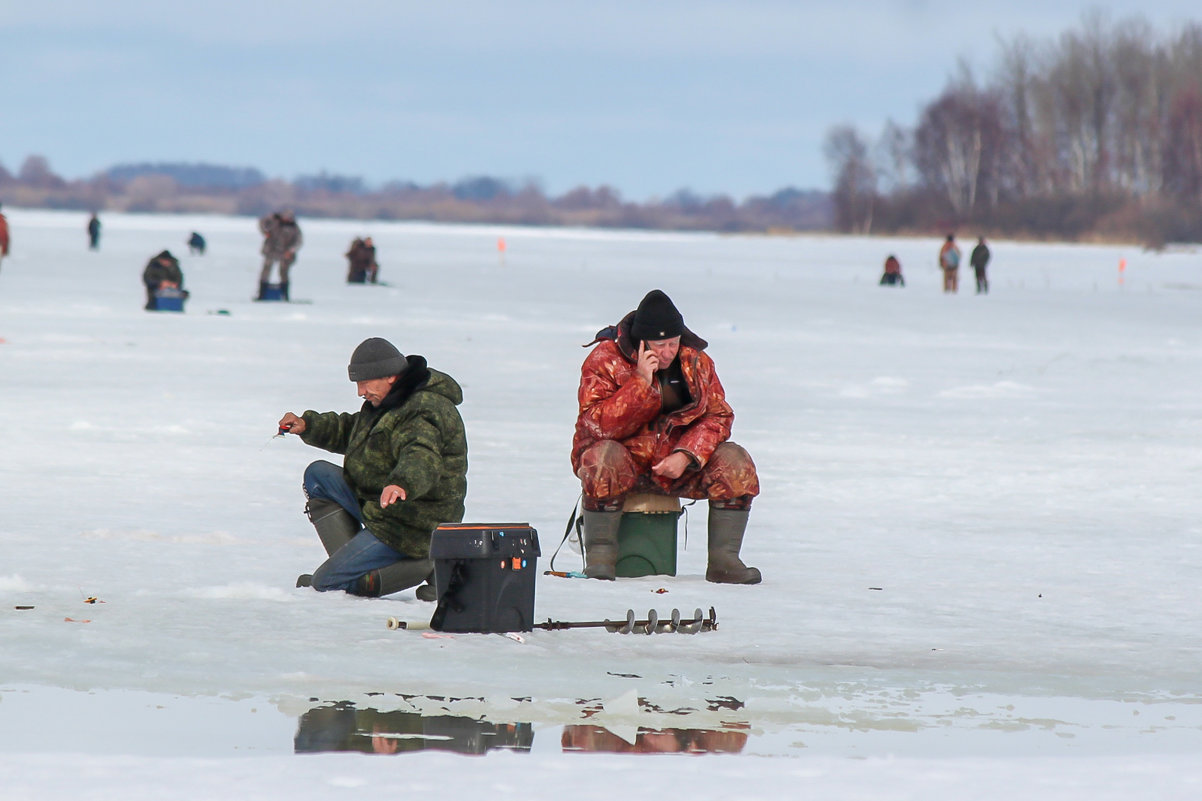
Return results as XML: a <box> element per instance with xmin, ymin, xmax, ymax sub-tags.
<box><xmin>303</xmin><ymin>460</ymin><xmax>406</xmax><ymax>592</ymax></box>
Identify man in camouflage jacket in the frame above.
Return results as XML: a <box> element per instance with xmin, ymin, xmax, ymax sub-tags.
<box><xmin>572</xmin><ymin>290</ymin><xmax>761</xmax><ymax>584</ymax></box>
<box><xmin>279</xmin><ymin>337</ymin><xmax>468</xmax><ymax>598</ymax></box>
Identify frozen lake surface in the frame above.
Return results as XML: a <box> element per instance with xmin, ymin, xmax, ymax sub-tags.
<box><xmin>1</xmin><ymin>209</ymin><xmax>1200</xmax><ymax>798</ymax></box>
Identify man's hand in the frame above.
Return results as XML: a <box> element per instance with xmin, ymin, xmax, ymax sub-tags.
<box><xmin>652</xmin><ymin>451</ymin><xmax>691</xmax><ymax>480</ymax></box>
<box><xmin>278</xmin><ymin>412</ymin><xmax>305</xmax><ymax>435</ymax></box>
<box><xmin>380</xmin><ymin>485</ymin><xmax>407</xmax><ymax>508</ymax></box>
<box><xmin>635</xmin><ymin>340</ymin><xmax>659</xmax><ymax>385</ymax></box>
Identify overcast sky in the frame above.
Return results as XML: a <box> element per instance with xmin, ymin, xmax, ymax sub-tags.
<box><xmin>2</xmin><ymin>1</ymin><xmax>1199</xmax><ymax>201</ymax></box>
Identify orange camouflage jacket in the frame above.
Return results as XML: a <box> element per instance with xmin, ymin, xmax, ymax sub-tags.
<box><xmin>571</xmin><ymin>312</ymin><xmax>734</xmax><ymax>492</ymax></box>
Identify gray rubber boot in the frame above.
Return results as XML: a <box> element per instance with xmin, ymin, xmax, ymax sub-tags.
<box><xmin>582</xmin><ymin>509</ymin><xmax>621</xmax><ymax>580</ymax></box>
<box><xmin>354</xmin><ymin>559</ymin><xmax>435</xmax><ymax>598</ymax></box>
<box><xmin>305</xmin><ymin>497</ymin><xmax>360</xmax><ymax>556</ymax></box>
<box><xmin>415</xmin><ymin>582</ymin><xmax>437</xmax><ymax>602</ymax></box>
<box><xmin>705</xmin><ymin>507</ymin><xmax>762</xmax><ymax>584</ymax></box>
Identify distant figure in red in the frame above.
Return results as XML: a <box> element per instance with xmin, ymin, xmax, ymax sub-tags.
<box><xmin>0</xmin><ymin>203</ymin><xmax>10</xmax><ymax>272</ymax></box>
<box><xmin>938</xmin><ymin>234</ymin><xmax>961</xmax><ymax>293</ymax></box>
<box><xmin>879</xmin><ymin>254</ymin><xmax>904</xmax><ymax>286</ymax></box>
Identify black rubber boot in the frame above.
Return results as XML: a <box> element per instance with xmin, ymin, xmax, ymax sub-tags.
<box><xmin>705</xmin><ymin>507</ymin><xmax>762</xmax><ymax>584</ymax></box>
<box><xmin>281</xmin><ymin>281</ymin><xmax>290</xmax><ymax>301</ymax></box>
<box><xmin>353</xmin><ymin>559</ymin><xmax>435</xmax><ymax>597</ymax></box>
<box><xmin>305</xmin><ymin>498</ymin><xmax>360</xmax><ymax>556</ymax></box>
<box><xmin>582</xmin><ymin>509</ymin><xmax>621</xmax><ymax>580</ymax></box>
<box><xmin>256</xmin><ymin>281</ymin><xmax>269</xmax><ymax>301</ymax></box>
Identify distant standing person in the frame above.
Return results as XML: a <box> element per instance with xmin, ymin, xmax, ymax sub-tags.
<box><xmin>938</xmin><ymin>234</ymin><xmax>961</xmax><ymax>293</ymax></box>
<box><xmin>970</xmin><ymin>237</ymin><xmax>991</xmax><ymax>294</ymax></box>
<box><xmin>88</xmin><ymin>213</ymin><xmax>101</xmax><ymax>251</ymax></box>
<box><xmin>0</xmin><ymin>204</ymin><xmax>9</xmax><ymax>272</ymax></box>
<box><xmin>879</xmin><ymin>254</ymin><xmax>904</xmax><ymax>286</ymax></box>
<box><xmin>257</xmin><ymin>210</ymin><xmax>302</xmax><ymax>300</ymax></box>
<box><xmin>188</xmin><ymin>231</ymin><xmax>207</xmax><ymax>256</ymax></box>
<box><xmin>345</xmin><ymin>236</ymin><xmax>380</xmax><ymax>284</ymax></box>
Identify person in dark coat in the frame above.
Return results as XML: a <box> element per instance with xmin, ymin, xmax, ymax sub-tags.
<box><xmin>879</xmin><ymin>254</ymin><xmax>904</xmax><ymax>286</ymax></box>
<box><xmin>970</xmin><ymin>237</ymin><xmax>991</xmax><ymax>294</ymax></box>
<box><xmin>142</xmin><ymin>250</ymin><xmax>187</xmax><ymax>310</ymax></box>
<box><xmin>187</xmin><ymin>232</ymin><xmax>206</xmax><ymax>255</ymax></box>
<box><xmin>87</xmin><ymin>213</ymin><xmax>101</xmax><ymax>250</ymax></box>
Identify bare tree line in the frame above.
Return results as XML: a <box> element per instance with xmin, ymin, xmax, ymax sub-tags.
<box><xmin>0</xmin><ymin>158</ymin><xmax>832</xmax><ymax>235</ymax></box>
<box><xmin>826</xmin><ymin>11</ymin><xmax>1202</xmax><ymax>246</ymax></box>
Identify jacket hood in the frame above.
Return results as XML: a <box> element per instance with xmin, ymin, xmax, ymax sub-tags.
<box><xmin>374</xmin><ymin>355</ymin><xmax>463</xmax><ymax>411</ymax></box>
<box><xmin>583</xmin><ymin>310</ymin><xmax>708</xmax><ymax>362</ymax></box>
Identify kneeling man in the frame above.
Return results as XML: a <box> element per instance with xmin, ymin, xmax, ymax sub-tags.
<box><xmin>280</xmin><ymin>337</ymin><xmax>468</xmax><ymax>598</ymax></box>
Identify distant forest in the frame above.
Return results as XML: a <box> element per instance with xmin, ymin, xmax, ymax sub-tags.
<box><xmin>0</xmin><ymin>157</ymin><xmax>831</xmax><ymax>235</ymax></box>
<box><xmin>825</xmin><ymin>11</ymin><xmax>1202</xmax><ymax>247</ymax></box>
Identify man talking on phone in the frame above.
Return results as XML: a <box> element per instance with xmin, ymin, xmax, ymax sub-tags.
<box><xmin>570</xmin><ymin>290</ymin><xmax>761</xmax><ymax>584</ymax></box>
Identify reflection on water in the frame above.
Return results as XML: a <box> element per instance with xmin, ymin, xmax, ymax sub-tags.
<box><xmin>6</xmin><ymin>683</ymin><xmax>1192</xmax><ymax>759</ymax></box>
<box><xmin>293</xmin><ymin>695</ymin><xmax>750</xmax><ymax>756</ymax></box>
<box><xmin>294</xmin><ymin>702</ymin><xmax>534</xmax><ymax>755</ymax></box>
<box><xmin>562</xmin><ymin>725</ymin><xmax>748</xmax><ymax>754</ymax></box>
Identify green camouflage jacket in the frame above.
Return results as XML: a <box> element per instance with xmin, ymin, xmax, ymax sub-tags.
<box><xmin>300</xmin><ymin>358</ymin><xmax>467</xmax><ymax>557</ymax></box>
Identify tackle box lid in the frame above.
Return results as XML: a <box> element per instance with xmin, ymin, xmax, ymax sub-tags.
<box><xmin>430</xmin><ymin>523</ymin><xmax>541</xmax><ymax>559</ymax></box>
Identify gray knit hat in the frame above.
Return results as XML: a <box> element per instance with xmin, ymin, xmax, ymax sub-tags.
<box><xmin>348</xmin><ymin>337</ymin><xmax>407</xmax><ymax>381</ymax></box>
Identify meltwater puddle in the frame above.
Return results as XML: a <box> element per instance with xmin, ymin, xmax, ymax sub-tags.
<box><xmin>2</xmin><ymin>685</ymin><xmax>1199</xmax><ymax>758</ymax></box>
<box><xmin>0</xmin><ymin>687</ymin><xmax>752</xmax><ymax>758</ymax></box>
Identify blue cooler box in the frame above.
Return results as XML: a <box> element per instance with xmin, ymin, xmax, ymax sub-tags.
<box><xmin>153</xmin><ymin>287</ymin><xmax>187</xmax><ymax>312</ymax></box>
<box><xmin>258</xmin><ymin>283</ymin><xmax>287</xmax><ymax>301</ymax></box>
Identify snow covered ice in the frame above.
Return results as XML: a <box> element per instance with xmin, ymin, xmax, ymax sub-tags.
<box><xmin>1</xmin><ymin>209</ymin><xmax>1200</xmax><ymax>799</ymax></box>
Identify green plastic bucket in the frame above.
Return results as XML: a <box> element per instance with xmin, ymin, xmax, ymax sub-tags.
<box><xmin>616</xmin><ymin>511</ymin><xmax>679</xmax><ymax>577</ymax></box>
